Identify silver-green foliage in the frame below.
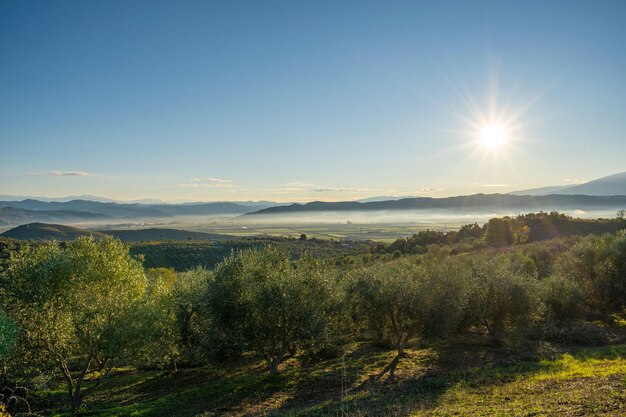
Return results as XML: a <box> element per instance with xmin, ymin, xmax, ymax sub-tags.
<box><xmin>0</xmin><ymin>308</ymin><xmax>17</xmax><ymax>361</ymax></box>
<box><xmin>207</xmin><ymin>247</ymin><xmax>336</xmax><ymax>374</ymax></box>
<box><xmin>3</xmin><ymin>236</ymin><xmax>147</xmax><ymax>410</ymax></box>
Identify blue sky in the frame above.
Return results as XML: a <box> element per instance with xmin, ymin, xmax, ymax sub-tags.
<box><xmin>1</xmin><ymin>0</ymin><xmax>625</xmax><ymax>202</ymax></box>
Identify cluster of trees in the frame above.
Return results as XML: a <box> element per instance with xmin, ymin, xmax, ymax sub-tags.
<box><xmin>1</xmin><ymin>228</ymin><xmax>626</xmax><ymax>412</ymax></box>
<box><xmin>130</xmin><ymin>237</ymin><xmax>373</xmax><ymax>272</ymax></box>
<box><xmin>385</xmin><ymin>211</ymin><xmax>626</xmax><ymax>255</ymax></box>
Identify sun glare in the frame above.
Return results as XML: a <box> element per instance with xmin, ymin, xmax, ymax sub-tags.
<box><xmin>479</xmin><ymin>124</ymin><xmax>508</xmax><ymax>150</ymax></box>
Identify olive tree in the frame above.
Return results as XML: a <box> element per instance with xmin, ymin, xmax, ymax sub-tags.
<box><xmin>347</xmin><ymin>257</ymin><xmax>468</xmax><ymax>379</ymax></box>
<box><xmin>207</xmin><ymin>247</ymin><xmax>334</xmax><ymax>375</ymax></box>
<box><xmin>0</xmin><ymin>308</ymin><xmax>17</xmax><ymax>386</ymax></box>
<box><xmin>555</xmin><ymin>232</ymin><xmax>626</xmax><ymax>321</ymax></box>
<box><xmin>0</xmin><ymin>309</ymin><xmax>16</xmax><ymax>363</ymax></box>
<box><xmin>173</xmin><ymin>267</ymin><xmax>213</xmax><ymax>365</ymax></box>
<box><xmin>347</xmin><ymin>262</ymin><xmax>423</xmax><ymax>378</ymax></box>
<box><xmin>136</xmin><ymin>268</ymin><xmax>180</xmax><ymax>372</ymax></box>
<box><xmin>465</xmin><ymin>256</ymin><xmax>539</xmax><ymax>338</ymax></box>
<box><xmin>3</xmin><ymin>237</ymin><xmax>147</xmax><ymax>411</ymax></box>
<box><xmin>540</xmin><ymin>274</ymin><xmax>584</xmax><ymax>323</ymax></box>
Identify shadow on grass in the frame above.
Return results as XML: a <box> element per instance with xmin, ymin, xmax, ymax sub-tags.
<box><xmin>33</xmin><ymin>341</ymin><xmax>626</xmax><ymax>417</ymax></box>
<box><xmin>269</xmin><ymin>339</ymin><xmax>626</xmax><ymax>417</ymax></box>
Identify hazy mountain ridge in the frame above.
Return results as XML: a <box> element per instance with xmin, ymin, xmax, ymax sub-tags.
<box><xmin>510</xmin><ymin>172</ymin><xmax>626</xmax><ymax>196</ymax></box>
<box><xmin>247</xmin><ymin>193</ymin><xmax>626</xmax><ymax>215</ymax></box>
<box><xmin>0</xmin><ymin>199</ymin><xmax>275</xmax><ymax>222</ymax></box>
<box><xmin>0</xmin><ymin>207</ymin><xmax>108</xmax><ymax>226</ymax></box>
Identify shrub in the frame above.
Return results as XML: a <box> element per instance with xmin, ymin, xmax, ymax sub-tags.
<box><xmin>555</xmin><ymin>232</ymin><xmax>626</xmax><ymax>321</ymax></box>
<box><xmin>206</xmin><ymin>247</ymin><xmax>337</xmax><ymax>374</ymax></box>
<box><xmin>540</xmin><ymin>321</ymin><xmax>609</xmax><ymax>346</ymax></box>
<box><xmin>465</xmin><ymin>255</ymin><xmax>540</xmax><ymax>338</ymax></box>
<box><xmin>540</xmin><ymin>275</ymin><xmax>584</xmax><ymax>323</ymax></box>
<box><xmin>2</xmin><ymin>237</ymin><xmax>148</xmax><ymax>411</ymax></box>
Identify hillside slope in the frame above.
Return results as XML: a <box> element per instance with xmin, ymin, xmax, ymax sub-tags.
<box><xmin>0</xmin><ymin>223</ymin><xmax>105</xmax><ymax>240</ymax></box>
<box><xmin>510</xmin><ymin>172</ymin><xmax>626</xmax><ymax>196</ymax></box>
<box><xmin>103</xmin><ymin>228</ymin><xmax>231</xmax><ymax>242</ymax></box>
<box><xmin>560</xmin><ymin>171</ymin><xmax>626</xmax><ymax>196</ymax></box>
<box><xmin>0</xmin><ymin>223</ymin><xmax>231</xmax><ymax>242</ymax></box>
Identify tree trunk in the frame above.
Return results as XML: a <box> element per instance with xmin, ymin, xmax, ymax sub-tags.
<box><xmin>168</xmin><ymin>358</ymin><xmax>178</xmax><ymax>373</ymax></box>
<box><xmin>269</xmin><ymin>360</ymin><xmax>280</xmax><ymax>375</ymax></box>
<box><xmin>70</xmin><ymin>394</ymin><xmax>82</xmax><ymax>412</ymax></box>
<box><xmin>264</xmin><ymin>352</ymin><xmax>282</xmax><ymax>375</ymax></box>
<box><xmin>60</xmin><ymin>354</ymin><xmax>91</xmax><ymax>412</ymax></box>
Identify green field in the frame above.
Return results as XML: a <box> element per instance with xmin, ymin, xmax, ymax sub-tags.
<box><xmin>163</xmin><ymin>222</ymin><xmax>464</xmax><ymax>242</ymax></box>
<box><xmin>33</xmin><ymin>340</ymin><xmax>626</xmax><ymax>417</ymax></box>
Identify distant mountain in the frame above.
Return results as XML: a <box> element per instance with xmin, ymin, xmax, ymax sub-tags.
<box><xmin>247</xmin><ymin>193</ymin><xmax>626</xmax><ymax>215</ymax></box>
<box><xmin>0</xmin><ymin>207</ymin><xmax>107</xmax><ymax>226</ymax></box>
<box><xmin>1</xmin><ymin>223</ymin><xmax>234</xmax><ymax>242</ymax></box>
<box><xmin>127</xmin><ymin>199</ymin><xmax>167</xmax><ymax>204</ymax></box>
<box><xmin>558</xmin><ymin>172</ymin><xmax>626</xmax><ymax>196</ymax></box>
<box><xmin>0</xmin><ymin>199</ymin><xmax>274</xmax><ymax>220</ymax></box>
<box><xmin>510</xmin><ymin>172</ymin><xmax>626</xmax><ymax>196</ymax></box>
<box><xmin>0</xmin><ymin>194</ymin><xmax>119</xmax><ymax>203</ymax></box>
<box><xmin>1</xmin><ymin>223</ymin><xmax>106</xmax><ymax>240</ymax></box>
<box><xmin>508</xmin><ymin>186</ymin><xmax>572</xmax><ymax>196</ymax></box>
<box><xmin>357</xmin><ymin>196</ymin><xmax>417</xmax><ymax>203</ymax></box>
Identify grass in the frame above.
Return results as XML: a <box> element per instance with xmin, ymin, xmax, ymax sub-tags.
<box><xmin>25</xmin><ymin>341</ymin><xmax>626</xmax><ymax>417</ymax></box>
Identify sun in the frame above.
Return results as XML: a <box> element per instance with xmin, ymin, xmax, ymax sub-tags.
<box><xmin>479</xmin><ymin>123</ymin><xmax>508</xmax><ymax>150</ymax></box>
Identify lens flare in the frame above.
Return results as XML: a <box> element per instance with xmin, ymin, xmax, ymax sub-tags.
<box><xmin>479</xmin><ymin>124</ymin><xmax>508</xmax><ymax>150</ymax></box>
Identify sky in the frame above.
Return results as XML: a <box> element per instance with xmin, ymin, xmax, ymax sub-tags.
<box><xmin>1</xmin><ymin>0</ymin><xmax>625</xmax><ymax>203</ymax></box>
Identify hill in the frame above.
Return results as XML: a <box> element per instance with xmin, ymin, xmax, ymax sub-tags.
<box><xmin>102</xmin><ymin>228</ymin><xmax>231</xmax><ymax>242</ymax></box>
<box><xmin>247</xmin><ymin>193</ymin><xmax>626</xmax><ymax>215</ymax></box>
<box><xmin>510</xmin><ymin>172</ymin><xmax>626</xmax><ymax>196</ymax></box>
<box><xmin>0</xmin><ymin>223</ymin><xmax>236</xmax><ymax>242</ymax></box>
<box><xmin>0</xmin><ymin>223</ymin><xmax>232</xmax><ymax>242</ymax></box>
<box><xmin>0</xmin><ymin>223</ymin><xmax>105</xmax><ymax>240</ymax></box>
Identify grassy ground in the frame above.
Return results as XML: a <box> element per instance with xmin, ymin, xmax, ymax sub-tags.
<box><xmin>25</xmin><ymin>339</ymin><xmax>626</xmax><ymax>417</ymax></box>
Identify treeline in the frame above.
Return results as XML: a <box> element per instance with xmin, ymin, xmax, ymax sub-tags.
<box><xmin>384</xmin><ymin>211</ymin><xmax>626</xmax><ymax>255</ymax></box>
<box><xmin>1</xmin><ymin>229</ymin><xmax>626</xmax><ymax>413</ymax></box>
<box><xmin>131</xmin><ymin>236</ymin><xmax>373</xmax><ymax>272</ymax></box>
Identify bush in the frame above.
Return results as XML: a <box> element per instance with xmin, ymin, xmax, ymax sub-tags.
<box><xmin>464</xmin><ymin>255</ymin><xmax>540</xmax><ymax>338</ymax></box>
<box><xmin>555</xmin><ymin>232</ymin><xmax>626</xmax><ymax>320</ymax></box>
<box><xmin>206</xmin><ymin>247</ymin><xmax>338</xmax><ymax>374</ymax></box>
<box><xmin>540</xmin><ymin>275</ymin><xmax>584</xmax><ymax>323</ymax></box>
<box><xmin>2</xmin><ymin>237</ymin><xmax>149</xmax><ymax>411</ymax></box>
<box><xmin>540</xmin><ymin>321</ymin><xmax>609</xmax><ymax>346</ymax></box>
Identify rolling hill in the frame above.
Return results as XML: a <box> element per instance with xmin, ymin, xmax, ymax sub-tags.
<box><xmin>0</xmin><ymin>223</ymin><xmax>233</xmax><ymax>242</ymax></box>
<box><xmin>0</xmin><ymin>223</ymin><xmax>106</xmax><ymax>240</ymax></box>
<box><xmin>102</xmin><ymin>228</ymin><xmax>232</xmax><ymax>242</ymax></box>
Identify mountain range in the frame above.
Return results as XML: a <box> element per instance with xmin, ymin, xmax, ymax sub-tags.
<box><xmin>247</xmin><ymin>194</ymin><xmax>626</xmax><ymax>215</ymax></box>
<box><xmin>1</xmin><ymin>172</ymin><xmax>624</xmax><ymax>225</ymax></box>
<box><xmin>0</xmin><ymin>199</ymin><xmax>275</xmax><ymax>226</ymax></box>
